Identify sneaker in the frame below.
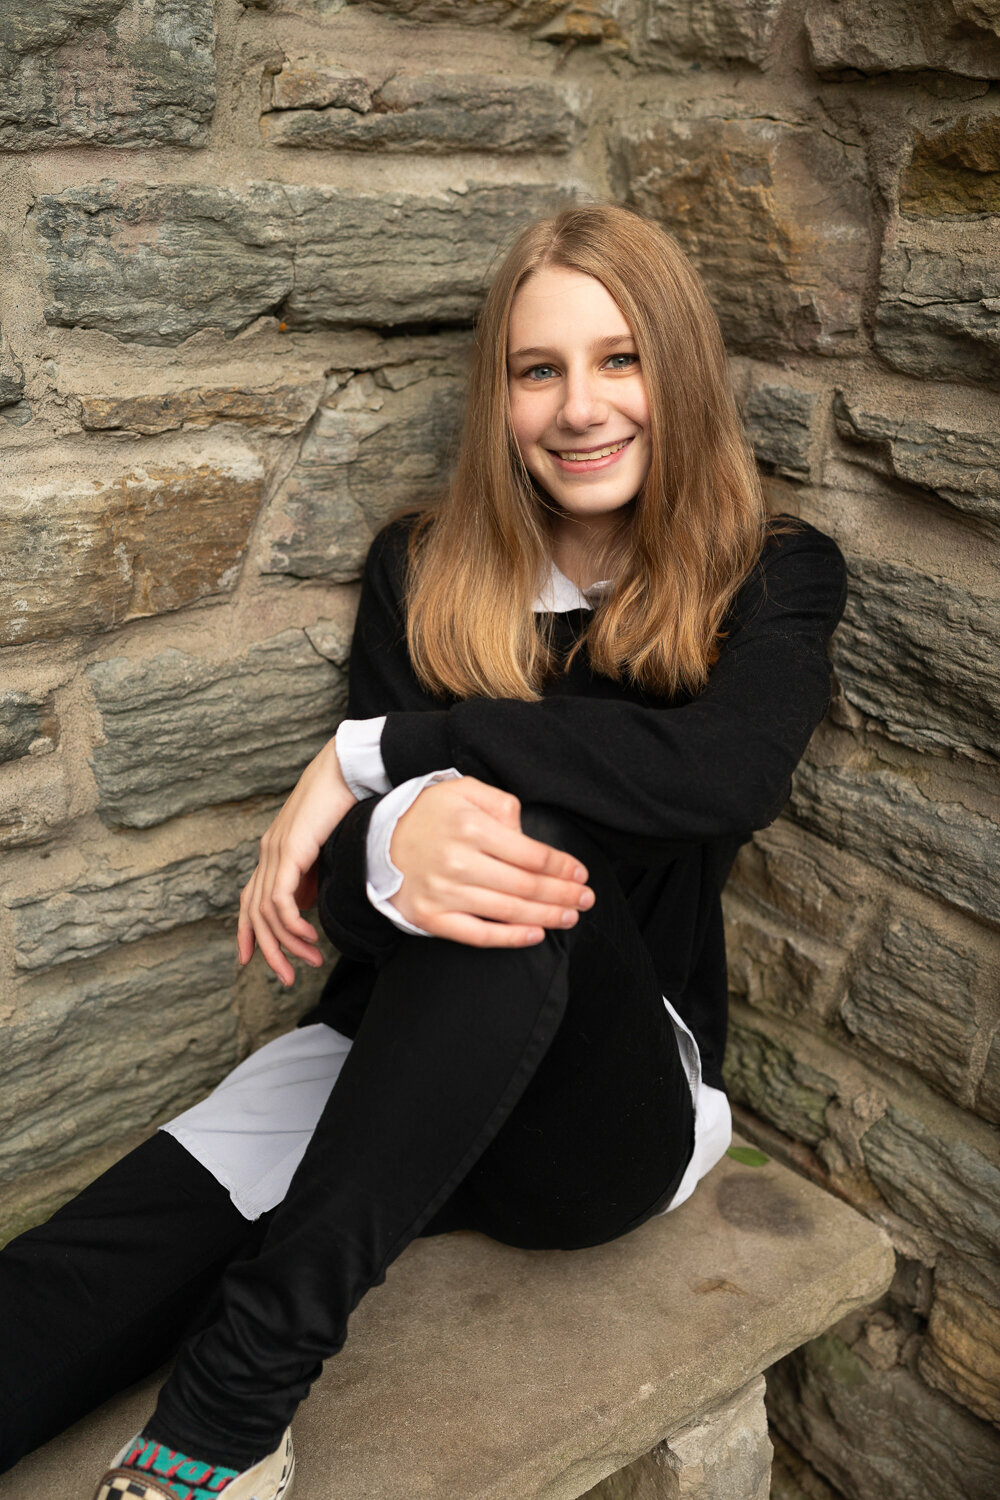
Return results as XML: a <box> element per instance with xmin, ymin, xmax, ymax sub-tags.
<box><xmin>92</xmin><ymin>1427</ymin><xmax>294</xmax><ymax>1500</ymax></box>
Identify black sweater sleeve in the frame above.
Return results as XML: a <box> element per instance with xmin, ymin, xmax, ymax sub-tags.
<box><xmin>374</xmin><ymin>518</ymin><xmax>847</xmax><ymax>862</ymax></box>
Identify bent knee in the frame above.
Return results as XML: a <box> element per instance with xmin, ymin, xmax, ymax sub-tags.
<box><xmin>519</xmin><ymin>804</ymin><xmax>599</xmax><ymax>864</ymax></box>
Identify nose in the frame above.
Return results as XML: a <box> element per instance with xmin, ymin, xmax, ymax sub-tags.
<box><xmin>557</xmin><ymin>366</ymin><xmax>609</xmax><ymax>432</ymax></box>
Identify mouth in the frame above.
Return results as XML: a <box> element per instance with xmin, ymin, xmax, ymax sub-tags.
<box><xmin>548</xmin><ymin>436</ymin><xmax>634</xmax><ymax>471</ymax></box>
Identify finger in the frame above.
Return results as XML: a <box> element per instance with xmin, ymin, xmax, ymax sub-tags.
<box><xmin>237</xmin><ymin>874</ymin><xmax>259</xmax><ymax>965</ymax></box>
<box><xmin>454</xmin><ymin>777</ymin><xmax>522</xmax><ymax>828</ymax></box>
<box><xmin>447</xmin><ymin>885</ymin><xmax>585</xmax><ymax>931</ymax></box>
<box><xmin>469</xmin><ymin>818</ymin><xmax>589</xmax><ymax>886</ymax></box>
<box><xmin>429</xmin><ymin>910</ymin><xmax>546</xmax><ymax>948</ymax></box>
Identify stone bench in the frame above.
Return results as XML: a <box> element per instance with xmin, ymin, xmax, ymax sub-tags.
<box><xmin>4</xmin><ymin>1140</ymin><xmax>893</xmax><ymax>1500</ymax></box>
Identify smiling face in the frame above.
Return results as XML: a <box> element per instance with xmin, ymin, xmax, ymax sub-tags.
<box><xmin>507</xmin><ymin>264</ymin><xmax>651</xmax><ymax>564</ymax></box>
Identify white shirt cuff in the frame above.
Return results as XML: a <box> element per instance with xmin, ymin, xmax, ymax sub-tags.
<box><xmin>335</xmin><ymin>716</ymin><xmax>391</xmax><ymax>799</ymax></box>
<box><xmin>366</xmin><ymin>769</ymin><xmax>462</xmax><ymax>936</ymax></box>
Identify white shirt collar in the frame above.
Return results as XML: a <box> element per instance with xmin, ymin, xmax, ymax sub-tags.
<box><xmin>532</xmin><ymin>561</ymin><xmax>610</xmax><ymax>613</ymax></box>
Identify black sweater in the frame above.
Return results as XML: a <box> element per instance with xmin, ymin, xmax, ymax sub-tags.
<box><xmin>305</xmin><ymin>513</ymin><xmax>848</xmax><ymax>1090</ymax></box>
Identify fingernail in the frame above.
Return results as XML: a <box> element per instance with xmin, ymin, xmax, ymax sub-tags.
<box><xmin>579</xmin><ymin>889</ymin><xmax>595</xmax><ymax>909</ymax></box>
<box><xmin>574</xmin><ymin>865</ymin><xmax>587</xmax><ymax>883</ymax></box>
<box><xmin>561</xmin><ymin>909</ymin><xmax>578</xmax><ymax>927</ymax></box>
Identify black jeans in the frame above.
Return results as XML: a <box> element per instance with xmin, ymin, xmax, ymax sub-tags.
<box><xmin>0</xmin><ymin>808</ymin><xmax>693</xmax><ymax>1475</ymax></box>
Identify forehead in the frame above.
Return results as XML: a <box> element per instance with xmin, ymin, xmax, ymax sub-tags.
<box><xmin>507</xmin><ymin>266</ymin><xmax>632</xmax><ymax>349</ymax></box>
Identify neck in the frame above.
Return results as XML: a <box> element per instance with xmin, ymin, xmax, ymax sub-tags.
<box><xmin>548</xmin><ymin>513</ymin><xmax>620</xmax><ymax>590</ymax></box>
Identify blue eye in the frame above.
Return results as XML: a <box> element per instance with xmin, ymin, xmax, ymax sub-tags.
<box><xmin>526</xmin><ymin>364</ymin><xmax>556</xmax><ymax>381</ymax></box>
<box><xmin>606</xmin><ymin>353</ymin><xmax>638</xmax><ymax>370</ymax></box>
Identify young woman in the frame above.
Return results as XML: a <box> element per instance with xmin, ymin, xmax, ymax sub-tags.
<box><xmin>0</xmin><ymin>204</ymin><xmax>846</xmax><ymax>1500</ymax></box>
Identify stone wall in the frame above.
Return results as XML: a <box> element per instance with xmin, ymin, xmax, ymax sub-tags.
<box><xmin>1</xmin><ymin>3</ymin><xmax>997</xmax><ymax>1496</ymax></box>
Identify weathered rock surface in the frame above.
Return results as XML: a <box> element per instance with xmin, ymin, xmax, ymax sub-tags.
<box><xmin>902</xmin><ymin>113</ymin><xmax>1000</xmax><ymax>218</ymax></box>
<box><xmin>0</xmin><ymin>327</ymin><xmax>24</xmax><ymax>407</ymax></box>
<box><xmin>262</xmin><ymin>66</ymin><xmax>580</xmax><ymax>152</ymax></box>
<box><xmin>0</xmin><ymin>690</ymin><xmax>58</xmax><ymax>765</ymax></box>
<box><xmin>743</xmin><ymin>382</ymin><xmax>818</xmax><ymax>481</ymax></box>
<box><xmin>843</xmin><ymin>916</ymin><xmax>979</xmax><ymax>1104</ymax></box>
<box><xmin>806</xmin><ymin>0</ymin><xmax>1000</xmax><ymax>80</ymax></box>
<box><xmin>615</xmin><ymin>116</ymin><xmax>869</xmax><ymax>356</ymax></box>
<box><xmin>833</xmin><ymin>390</ymin><xmax>1000</xmax><ymax>532</ymax></box>
<box><xmin>723</xmin><ymin>1012</ymin><xmax>837</xmax><ymax>1146</ymax></box>
<box><xmin>920</xmin><ymin>1257</ymin><xmax>1000</xmax><ymax>1425</ymax></box>
<box><xmin>336</xmin><ymin>0</ymin><xmax>632</xmax><ymax>41</ymax></box>
<box><xmin>0</xmin><ymin>0</ymin><xmax>215</xmax><ymax>150</ymax></box>
<box><xmin>75</xmin><ymin>375</ymin><xmax>325</xmax><ymax>436</ymax></box>
<box><xmin>0</xmin><ymin>935</ymin><xmax>239</xmax><ymax>1183</ymax></box>
<box><xmin>767</xmin><ymin>1326</ymin><xmax>1000</xmax><ymax>1500</ymax></box>
<box><xmin>12</xmin><ymin>842</ymin><xmax>259</xmax><ymax>971</ymax></box>
<box><xmin>789</xmin><ymin>761</ymin><xmax>1000</xmax><ymax>927</ymax></box>
<box><xmin>87</xmin><ymin>630</ymin><xmax>347</xmax><ymax>828</ymax></box>
<box><xmin>831</xmin><ymin>553</ymin><xmax>1000</xmax><ymax>762</ymax></box>
<box><xmin>727</xmin><ymin>824</ymin><xmax>871</xmax><ymax>950</ymax></box>
<box><xmin>976</xmin><ymin>1032</ymin><xmax>1000</xmax><ymax>1124</ymax></box>
<box><xmin>724</xmin><ymin>893</ymin><xmax>847</xmax><ymax>1023</ymax></box>
<box><xmin>35</xmin><ymin>181</ymin><xmax>572</xmax><ymax>345</ymax></box>
<box><xmin>1</xmin><ymin>457</ymin><xmax>265</xmax><ymax>648</ymax></box>
<box><xmin>644</xmin><ymin>0</ymin><xmax>782</xmax><ymax>64</ymax></box>
<box><xmin>875</xmin><ymin>218</ymin><xmax>1000</xmax><ymax>387</ymax></box>
<box><xmin>583</xmin><ymin>1376</ymin><xmax>772</xmax><ymax>1500</ymax></box>
<box><xmin>861</xmin><ymin>1105</ymin><xmax>1000</xmax><ymax>1260</ymax></box>
<box><xmin>262</xmin><ymin>366</ymin><xmax>464</xmax><ymax>581</ymax></box>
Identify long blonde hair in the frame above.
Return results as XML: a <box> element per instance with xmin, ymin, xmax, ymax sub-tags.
<box><xmin>404</xmin><ymin>203</ymin><xmax>769</xmax><ymax>702</ymax></box>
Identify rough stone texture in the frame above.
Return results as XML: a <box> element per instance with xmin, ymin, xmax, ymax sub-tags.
<box><xmin>74</xmin><ymin>375</ymin><xmax>325</xmax><ymax>437</ymax></box>
<box><xmin>976</xmin><ymin>1032</ymin><xmax>1000</xmax><ymax>1124</ymax></box>
<box><xmin>789</xmin><ymin>760</ymin><xmax>1000</xmax><ymax>927</ymax></box>
<box><xmin>87</xmin><ymin>630</ymin><xmax>347</xmax><ymax>828</ymax></box>
<box><xmin>644</xmin><ymin>0</ymin><xmax>782</xmax><ymax>64</ymax></box>
<box><xmin>583</xmin><ymin>1376</ymin><xmax>772</xmax><ymax>1500</ymax></box>
<box><xmin>0</xmin><ymin>690</ymin><xmax>58</xmax><ymax>765</ymax></box>
<box><xmin>338</xmin><ymin>0</ymin><xmax>633</xmax><ymax>42</ymax></box>
<box><xmin>0</xmin><ymin>0</ymin><xmax>216</xmax><ymax>150</ymax></box>
<box><xmin>919</xmin><ymin>1257</ymin><xmax>1000</xmax><ymax>1425</ymax></box>
<box><xmin>902</xmin><ymin>113</ymin><xmax>1000</xmax><ymax>218</ymax></box>
<box><xmin>3</xmin><ymin>1146</ymin><xmax>894</xmax><ymax>1499</ymax></box>
<box><xmin>843</xmin><ymin>916</ymin><xmax>980</xmax><ymax>1105</ymax></box>
<box><xmin>262</xmin><ymin>67</ymin><xmax>581</xmax><ymax>152</ymax></box>
<box><xmin>0</xmin><ymin>457</ymin><xmax>265</xmax><ymax>648</ymax></box>
<box><xmin>769</xmin><ymin>1433</ymin><xmax>841</xmax><ymax>1500</ymax></box>
<box><xmin>34</xmin><ymin>181</ymin><xmax>572</xmax><ymax>345</ymax></box>
<box><xmin>616</xmin><ymin>116</ymin><xmax>869</xmax><ymax>357</ymax></box>
<box><xmin>806</xmin><ymin>0</ymin><xmax>1000</xmax><ymax>80</ymax></box>
<box><xmin>861</xmin><ymin>1105</ymin><xmax>1000</xmax><ymax>1260</ymax></box>
<box><xmin>743</xmin><ymin>383</ymin><xmax>818</xmax><ymax>481</ymax></box>
<box><xmin>724</xmin><ymin>895</ymin><xmax>846</xmax><ymax>1024</ymax></box>
<box><xmin>11</xmin><ymin>841</ymin><xmax>259</xmax><ymax>971</ymax></box>
<box><xmin>723</xmin><ymin>1014</ymin><xmax>838</xmax><ymax>1146</ymax></box>
<box><xmin>0</xmin><ymin>326</ymin><xmax>24</xmax><ymax>407</ymax></box>
<box><xmin>833</xmin><ymin>389</ymin><xmax>1000</xmax><ymax>532</ymax></box>
<box><xmin>831</xmin><ymin>553</ymin><xmax>1000</xmax><ymax>763</ymax></box>
<box><xmin>875</xmin><ymin>218</ymin><xmax>1000</xmax><ymax>387</ymax></box>
<box><xmin>262</xmin><ymin>366</ymin><xmax>464</xmax><ymax>581</ymax></box>
<box><xmin>0</xmin><ymin>934</ymin><xmax>239</xmax><ymax>1184</ymax></box>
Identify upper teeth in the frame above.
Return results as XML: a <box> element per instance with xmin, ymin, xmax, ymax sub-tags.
<box><xmin>558</xmin><ymin>439</ymin><xmax>629</xmax><ymax>461</ymax></box>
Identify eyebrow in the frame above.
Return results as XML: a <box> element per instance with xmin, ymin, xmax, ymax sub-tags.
<box><xmin>508</xmin><ymin>333</ymin><xmax>636</xmax><ymax>362</ymax></box>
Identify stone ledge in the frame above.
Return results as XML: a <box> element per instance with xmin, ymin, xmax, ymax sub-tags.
<box><xmin>3</xmin><ymin>1141</ymin><xmax>893</xmax><ymax>1498</ymax></box>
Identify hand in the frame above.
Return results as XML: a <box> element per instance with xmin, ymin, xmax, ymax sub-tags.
<box><xmin>389</xmin><ymin>777</ymin><xmax>595</xmax><ymax>946</ymax></box>
<box><xmin>238</xmin><ymin>738</ymin><xmax>357</xmax><ymax>985</ymax></box>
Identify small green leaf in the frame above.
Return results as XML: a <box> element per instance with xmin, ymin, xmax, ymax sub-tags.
<box><xmin>727</xmin><ymin>1145</ymin><xmax>770</xmax><ymax>1167</ymax></box>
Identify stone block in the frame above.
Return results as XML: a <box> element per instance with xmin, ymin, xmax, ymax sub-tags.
<box><xmin>0</xmin><ymin>690</ymin><xmax>58</xmax><ymax>765</ymax></box>
<box><xmin>0</xmin><ymin>0</ymin><xmax>215</xmax><ymax>150</ymax></box>
<box><xmin>875</xmin><ymin>218</ymin><xmax>1000</xmax><ymax>387</ymax></box>
<box><xmin>727</xmin><ymin>823</ymin><xmax>871</xmax><ymax>949</ymax></box>
<box><xmin>0</xmin><ymin>934</ymin><xmax>239</xmax><ymax>1184</ymax></box>
<box><xmin>0</xmin><ymin>457</ymin><xmax>265</xmax><ymax>647</ymax></box>
<box><xmin>831</xmin><ymin>552</ymin><xmax>1000</xmax><ymax>763</ymax></box>
<box><xmin>861</xmin><ymin>1105</ymin><xmax>1000</xmax><ymax>1260</ymax></box>
<box><xmin>833</xmin><ymin>389</ymin><xmax>1000</xmax><ymax>531</ymax></box>
<box><xmin>87</xmin><ymin>629</ymin><xmax>347</xmax><ymax>828</ymax></box>
<box><xmin>724</xmin><ymin>895</ymin><xmax>845</xmax><ymax>1022</ymax></box>
<box><xmin>743</xmin><ymin>382</ymin><xmax>818</xmax><ymax>481</ymax></box>
<box><xmin>262</xmin><ymin>67</ymin><xmax>580</xmax><ymax>153</ymax></box>
<box><xmin>723</xmin><ymin>1013</ymin><xmax>837</xmax><ymax>1146</ymax></box>
<box><xmin>583</xmin><ymin>1375</ymin><xmax>772</xmax><ymax>1500</ymax></box>
<box><xmin>339</xmin><ymin>0</ymin><xmax>632</xmax><ymax>41</ymax></box>
<box><xmin>644</xmin><ymin>0</ymin><xmax>782</xmax><ymax>64</ymax></box>
<box><xmin>806</xmin><ymin>0</ymin><xmax>1000</xmax><ymax>79</ymax></box>
<box><xmin>767</xmin><ymin>1326</ymin><xmax>1000</xmax><ymax>1500</ymax></box>
<box><xmin>920</xmin><ymin>1257</ymin><xmax>1000</xmax><ymax>1425</ymax></box>
<box><xmin>12</xmin><ymin>841</ymin><xmax>259</xmax><ymax>972</ymax></box>
<box><xmin>901</xmin><ymin>113</ymin><xmax>1000</xmax><ymax>218</ymax></box>
<box><xmin>35</xmin><ymin>181</ymin><xmax>572</xmax><ymax>346</ymax></box>
<box><xmin>975</xmin><ymin>1031</ymin><xmax>1000</xmax><ymax>1124</ymax></box>
<box><xmin>615</xmin><ymin>116</ymin><xmax>869</xmax><ymax>357</ymax></box>
<box><xmin>262</xmin><ymin>367</ymin><xmax>464</xmax><ymax>582</ymax></box>
<box><xmin>842</xmin><ymin>916</ymin><xmax>979</xmax><ymax>1104</ymax></box>
<box><xmin>76</xmin><ymin>375</ymin><xmax>325</xmax><ymax>437</ymax></box>
<box><xmin>0</xmin><ymin>327</ymin><xmax>24</xmax><ymax>407</ymax></box>
<box><xmin>789</xmin><ymin>760</ymin><xmax>1000</xmax><ymax>927</ymax></box>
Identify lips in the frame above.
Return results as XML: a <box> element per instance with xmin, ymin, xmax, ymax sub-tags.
<box><xmin>551</xmin><ymin>437</ymin><xmax>631</xmax><ymax>461</ymax></box>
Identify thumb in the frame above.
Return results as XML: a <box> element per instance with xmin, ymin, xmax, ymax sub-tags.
<box><xmin>458</xmin><ymin>776</ymin><xmax>522</xmax><ymax>829</ymax></box>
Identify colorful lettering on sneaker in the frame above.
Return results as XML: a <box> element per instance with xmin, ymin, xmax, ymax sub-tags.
<box><xmin>120</xmin><ymin>1436</ymin><xmax>239</xmax><ymax>1499</ymax></box>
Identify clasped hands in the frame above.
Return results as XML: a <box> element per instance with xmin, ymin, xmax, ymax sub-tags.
<box><xmin>237</xmin><ymin>739</ymin><xmax>595</xmax><ymax>986</ymax></box>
